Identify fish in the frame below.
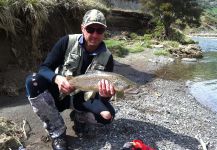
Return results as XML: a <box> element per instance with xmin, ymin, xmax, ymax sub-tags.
<box><xmin>66</xmin><ymin>71</ymin><xmax>138</xmax><ymax>98</ymax></box>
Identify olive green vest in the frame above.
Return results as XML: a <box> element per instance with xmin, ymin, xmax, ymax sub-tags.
<box><xmin>58</xmin><ymin>34</ymin><xmax>111</xmax><ymax>77</ymax></box>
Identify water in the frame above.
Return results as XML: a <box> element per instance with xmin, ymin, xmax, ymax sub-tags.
<box><xmin>192</xmin><ymin>36</ymin><xmax>217</xmax><ymax>51</ymax></box>
<box><xmin>155</xmin><ymin>36</ymin><xmax>217</xmax><ymax>112</ymax></box>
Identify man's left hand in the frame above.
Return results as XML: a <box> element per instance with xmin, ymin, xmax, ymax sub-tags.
<box><xmin>98</xmin><ymin>79</ymin><xmax>115</xmax><ymax>98</ymax></box>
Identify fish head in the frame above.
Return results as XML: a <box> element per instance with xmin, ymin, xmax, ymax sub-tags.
<box><xmin>114</xmin><ymin>79</ymin><xmax>139</xmax><ymax>95</ymax></box>
<box><xmin>123</xmin><ymin>85</ymin><xmax>139</xmax><ymax>94</ymax></box>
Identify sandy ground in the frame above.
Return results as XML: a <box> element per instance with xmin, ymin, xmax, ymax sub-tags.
<box><xmin>0</xmin><ymin>49</ymin><xmax>217</xmax><ymax>150</ymax></box>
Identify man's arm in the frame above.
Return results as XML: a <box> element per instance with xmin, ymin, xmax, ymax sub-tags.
<box><xmin>38</xmin><ymin>35</ymin><xmax>69</xmax><ymax>82</ymax></box>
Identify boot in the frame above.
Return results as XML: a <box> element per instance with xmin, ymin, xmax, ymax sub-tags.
<box><xmin>52</xmin><ymin>132</ymin><xmax>67</xmax><ymax>150</ymax></box>
<box><xmin>70</xmin><ymin>110</ymin><xmax>102</xmax><ymax>136</ymax></box>
<box><xmin>70</xmin><ymin>110</ymin><xmax>88</xmax><ymax>136</ymax></box>
<box><xmin>28</xmin><ymin>91</ymin><xmax>67</xmax><ymax>144</ymax></box>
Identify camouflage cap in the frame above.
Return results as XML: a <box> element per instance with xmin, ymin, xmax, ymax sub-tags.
<box><xmin>82</xmin><ymin>9</ymin><xmax>107</xmax><ymax>28</ymax></box>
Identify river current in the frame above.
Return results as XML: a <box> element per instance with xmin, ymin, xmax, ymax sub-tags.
<box><xmin>156</xmin><ymin>36</ymin><xmax>217</xmax><ymax>112</ymax></box>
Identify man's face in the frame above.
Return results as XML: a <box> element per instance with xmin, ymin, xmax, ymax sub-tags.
<box><xmin>81</xmin><ymin>23</ymin><xmax>106</xmax><ymax>50</ymax></box>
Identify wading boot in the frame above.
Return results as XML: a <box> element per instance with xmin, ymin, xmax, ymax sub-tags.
<box><xmin>27</xmin><ymin>91</ymin><xmax>67</xmax><ymax>149</ymax></box>
<box><xmin>70</xmin><ymin>110</ymin><xmax>88</xmax><ymax>137</ymax></box>
<box><xmin>52</xmin><ymin>132</ymin><xmax>67</xmax><ymax>150</ymax></box>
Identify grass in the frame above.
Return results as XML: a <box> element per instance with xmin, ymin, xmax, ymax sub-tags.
<box><xmin>153</xmin><ymin>49</ymin><xmax>170</xmax><ymax>56</ymax></box>
<box><xmin>162</xmin><ymin>40</ymin><xmax>180</xmax><ymax>48</ymax></box>
<box><xmin>0</xmin><ymin>0</ymin><xmax>110</xmax><ymax>35</ymax></box>
<box><xmin>0</xmin><ymin>0</ymin><xmax>21</xmax><ymax>35</ymax></box>
<box><xmin>105</xmin><ymin>33</ymin><xmax>169</xmax><ymax>57</ymax></box>
<box><xmin>104</xmin><ymin>39</ymin><xmax>128</xmax><ymax>57</ymax></box>
<box><xmin>206</xmin><ymin>7</ymin><xmax>217</xmax><ymax>16</ymax></box>
<box><xmin>125</xmin><ymin>41</ymin><xmax>145</xmax><ymax>53</ymax></box>
<box><xmin>105</xmin><ymin>35</ymin><xmax>150</xmax><ymax>57</ymax></box>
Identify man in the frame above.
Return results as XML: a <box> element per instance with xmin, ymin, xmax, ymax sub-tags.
<box><xmin>25</xmin><ymin>9</ymin><xmax>116</xmax><ymax>150</ymax></box>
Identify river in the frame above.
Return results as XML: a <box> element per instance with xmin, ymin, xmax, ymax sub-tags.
<box><xmin>155</xmin><ymin>36</ymin><xmax>217</xmax><ymax>112</ymax></box>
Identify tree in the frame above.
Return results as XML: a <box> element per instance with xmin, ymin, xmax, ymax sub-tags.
<box><xmin>140</xmin><ymin>0</ymin><xmax>203</xmax><ymax>38</ymax></box>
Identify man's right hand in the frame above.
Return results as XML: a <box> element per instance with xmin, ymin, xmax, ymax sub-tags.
<box><xmin>54</xmin><ymin>75</ymin><xmax>75</xmax><ymax>94</ymax></box>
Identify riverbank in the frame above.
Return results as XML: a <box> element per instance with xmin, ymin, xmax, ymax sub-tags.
<box><xmin>1</xmin><ymin>49</ymin><xmax>217</xmax><ymax>150</ymax></box>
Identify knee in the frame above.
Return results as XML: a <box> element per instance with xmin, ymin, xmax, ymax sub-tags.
<box><xmin>98</xmin><ymin>111</ymin><xmax>115</xmax><ymax>125</ymax></box>
<box><xmin>25</xmin><ymin>73</ymin><xmax>49</xmax><ymax>98</ymax></box>
<box><xmin>100</xmin><ymin>111</ymin><xmax>112</xmax><ymax>120</ymax></box>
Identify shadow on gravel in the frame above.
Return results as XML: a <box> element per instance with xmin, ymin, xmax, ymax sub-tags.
<box><xmin>66</xmin><ymin>118</ymin><xmax>199</xmax><ymax>150</ymax></box>
<box><xmin>114</xmin><ymin>61</ymin><xmax>155</xmax><ymax>85</ymax></box>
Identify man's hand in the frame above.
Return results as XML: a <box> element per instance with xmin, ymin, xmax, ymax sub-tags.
<box><xmin>54</xmin><ymin>75</ymin><xmax>75</xmax><ymax>94</ymax></box>
<box><xmin>98</xmin><ymin>79</ymin><xmax>115</xmax><ymax>98</ymax></box>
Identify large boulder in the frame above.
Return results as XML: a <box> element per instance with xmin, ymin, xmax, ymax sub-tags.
<box><xmin>169</xmin><ymin>44</ymin><xmax>203</xmax><ymax>58</ymax></box>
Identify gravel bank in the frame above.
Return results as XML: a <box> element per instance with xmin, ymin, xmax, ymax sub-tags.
<box><xmin>66</xmin><ymin>78</ymin><xmax>217</xmax><ymax>150</ymax></box>
<box><xmin>66</xmin><ymin>50</ymin><xmax>217</xmax><ymax>150</ymax></box>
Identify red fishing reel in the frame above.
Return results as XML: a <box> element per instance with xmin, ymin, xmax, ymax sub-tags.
<box><xmin>122</xmin><ymin>139</ymin><xmax>155</xmax><ymax>150</ymax></box>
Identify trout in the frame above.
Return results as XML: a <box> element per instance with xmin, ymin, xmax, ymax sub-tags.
<box><xmin>66</xmin><ymin>71</ymin><xmax>138</xmax><ymax>97</ymax></box>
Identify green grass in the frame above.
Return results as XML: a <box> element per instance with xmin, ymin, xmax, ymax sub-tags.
<box><xmin>125</xmin><ymin>42</ymin><xmax>144</xmax><ymax>53</ymax></box>
<box><xmin>162</xmin><ymin>40</ymin><xmax>179</xmax><ymax>48</ymax></box>
<box><xmin>206</xmin><ymin>7</ymin><xmax>217</xmax><ymax>16</ymax></box>
<box><xmin>105</xmin><ymin>38</ymin><xmax>147</xmax><ymax>57</ymax></box>
<box><xmin>154</xmin><ymin>49</ymin><xmax>169</xmax><ymax>56</ymax></box>
<box><xmin>105</xmin><ymin>39</ymin><xmax>128</xmax><ymax>57</ymax></box>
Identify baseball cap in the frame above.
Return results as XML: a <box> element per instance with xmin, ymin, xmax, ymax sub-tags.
<box><xmin>82</xmin><ymin>9</ymin><xmax>107</xmax><ymax>28</ymax></box>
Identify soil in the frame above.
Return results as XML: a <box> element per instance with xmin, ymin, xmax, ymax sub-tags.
<box><xmin>0</xmin><ymin>49</ymin><xmax>217</xmax><ymax>150</ymax></box>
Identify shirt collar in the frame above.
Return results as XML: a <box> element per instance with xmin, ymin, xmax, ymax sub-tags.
<box><xmin>78</xmin><ymin>35</ymin><xmax>106</xmax><ymax>56</ymax></box>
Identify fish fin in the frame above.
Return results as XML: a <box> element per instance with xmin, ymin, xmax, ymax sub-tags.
<box><xmin>84</xmin><ymin>91</ymin><xmax>96</xmax><ymax>101</ymax></box>
<box><xmin>59</xmin><ymin>89</ymin><xmax>81</xmax><ymax>100</ymax></box>
<box><xmin>69</xmin><ymin>89</ymin><xmax>80</xmax><ymax>96</ymax></box>
<box><xmin>110</xmin><ymin>92</ymin><xmax>124</xmax><ymax>101</ymax></box>
<box><xmin>116</xmin><ymin>91</ymin><xmax>124</xmax><ymax>98</ymax></box>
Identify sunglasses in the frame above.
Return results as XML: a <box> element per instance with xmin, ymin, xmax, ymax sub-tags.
<box><xmin>85</xmin><ymin>26</ymin><xmax>106</xmax><ymax>34</ymax></box>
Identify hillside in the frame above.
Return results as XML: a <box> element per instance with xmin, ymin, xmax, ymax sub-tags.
<box><xmin>185</xmin><ymin>0</ymin><xmax>217</xmax><ymax>33</ymax></box>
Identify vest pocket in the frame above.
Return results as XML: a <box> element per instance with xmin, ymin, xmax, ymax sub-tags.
<box><xmin>63</xmin><ymin>54</ymin><xmax>80</xmax><ymax>76</ymax></box>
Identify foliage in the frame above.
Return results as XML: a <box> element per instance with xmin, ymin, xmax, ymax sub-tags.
<box><xmin>168</xmin><ymin>28</ymin><xmax>195</xmax><ymax>44</ymax></box>
<box><xmin>162</xmin><ymin>41</ymin><xmax>179</xmax><ymax>48</ymax></box>
<box><xmin>204</xmin><ymin>7</ymin><xmax>217</xmax><ymax>27</ymax></box>
<box><xmin>140</xmin><ymin>0</ymin><xmax>203</xmax><ymax>37</ymax></box>
<box><xmin>151</xmin><ymin>21</ymin><xmax>165</xmax><ymax>40</ymax></box>
<box><xmin>153</xmin><ymin>49</ymin><xmax>169</xmax><ymax>56</ymax></box>
<box><xmin>105</xmin><ymin>36</ymin><xmax>147</xmax><ymax>57</ymax></box>
<box><xmin>78</xmin><ymin>0</ymin><xmax>109</xmax><ymax>11</ymax></box>
<box><xmin>0</xmin><ymin>0</ymin><xmax>110</xmax><ymax>36</ymax></box>
<box><xmin>0</xmin><ymin>0</ymin><xmax>21</xmax><ymax>35</ymax></box>
<box><xmin>105</xmin><ymin>39</ymin><xmax>128</xmax><ymax>57</ymax></box>
<box><xmin>125</xmin><ymin>42</ymin><xmax>144</xmax><ymax>53</ymax></box>
<box><xmin>206</xmin><ymin>7</ymin><xmax>217</xmax><ymax>16</ymax></box>
<box><xmin>143</xmin><ymin>34</ymin><xmax>152</xmax><ymax>41</ymax></box>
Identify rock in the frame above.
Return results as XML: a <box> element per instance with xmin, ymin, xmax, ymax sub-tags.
<box><xmin>181</xmin><ymin>58</ymin><xmax>197</xmax><ymax>62</ymax></box>
<box><xmin>169</xmin><ymin>44</ymin><xmax>203</xmax><ymax>58</ymax></box>
<box><xmin>151</xmin><ymin>44</ymin><xmax>164</xmax><ymax>48</ymax></box>
<box><xmin>148</xmin><ymin>56</ymin><xmax>175</xmax><ymax>64</ymax></box>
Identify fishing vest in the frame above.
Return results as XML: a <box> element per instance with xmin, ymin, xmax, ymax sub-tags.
<box><xmin>58</xmin><ymin>34</ymin><xmax>111</xmax><ymax>77</ymax></box>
